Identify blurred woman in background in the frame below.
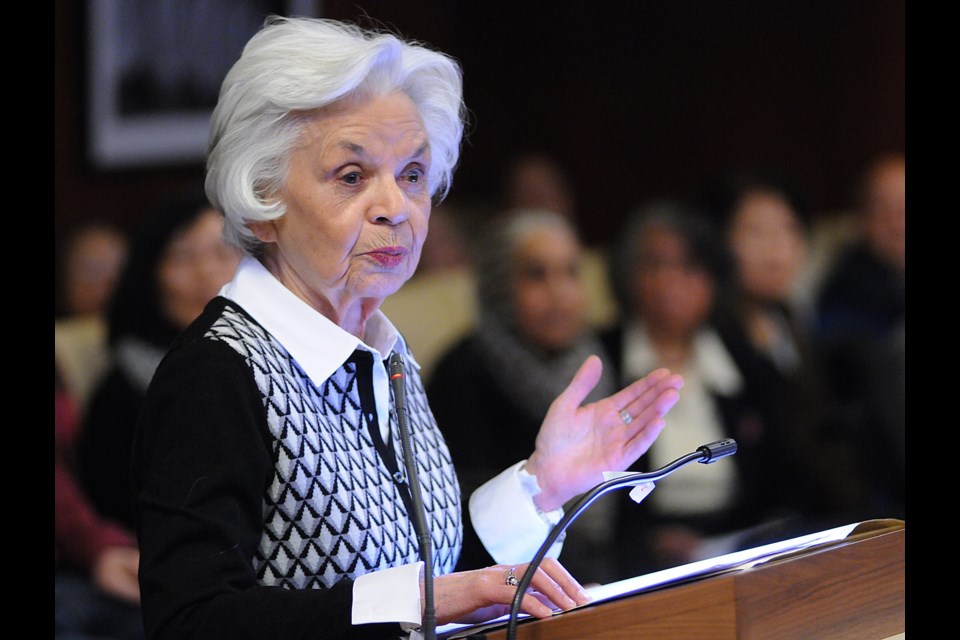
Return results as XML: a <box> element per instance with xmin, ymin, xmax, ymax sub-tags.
<box><xmin>708</xmin><ymin>173</ymin><xmax>867</xmax><ymax>527</ymax></box>
<box><xmin>601</xmin><ymin>200</ymin><xmax>811</xmax><ymax>574</ymax></box>
<box><xmin>428</xmin><ymin>208</ymin><xmax>621</xmax><ymax>583</ymax></box>
<box><xmin>77</xmin><ymin>191</ymin><xmax>242</xmax><ymax>531</ymax></box>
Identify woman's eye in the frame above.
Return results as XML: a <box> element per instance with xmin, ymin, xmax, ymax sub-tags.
<box><xmin>404</xmin><ymin>168</ymin><xmax>424</xmax><ymax>184</ymax></box>
<box><xmin>341</xmin><ymin>172</ymin><xmax>361</xmax><ymax>185</ymax></box>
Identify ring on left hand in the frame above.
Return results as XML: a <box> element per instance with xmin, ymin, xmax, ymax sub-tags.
<box><xmin>505</xmin><ymin>567</ymin><xmax>519</xmax><ymax>587</ymax></box>
<box><xmin>619</xmin><ymin>409</ymin><xmax>633</xmax><ymax>425</ymax></box>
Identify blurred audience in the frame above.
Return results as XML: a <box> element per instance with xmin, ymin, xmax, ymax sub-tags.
<box><xmin>703</xmin><ymin>172</ymin><xmax>815</xmax><ymax>363</ymax></box>
<box><xmin>499</xmin><ymin>150</ymin><xmax>618</xmax><ymax>328</ymax></box>
<box><xmin>858</xmin><ymin>317</ymin><xmax>905</xmax><ymax>516</ymax></box>
<box><xmin>415</xmin><ymin>198</ymin><xmax>475</xmax><ymax>276</ymax></box>
<box><xmin>76</xmin><ymin>191</ymin><xmax>242</xmax><ymax>532</ymax></box>
<box><xmin>55</xmin><ymin>221</ymin><xmax>131</xmax><ymax>413</ymax></box>
<box><xmin>56</xmin><ymin>361</ymin><xmax>144</xmax><ymax>640</ymax></box>
<box><xmin>600</xmin><ymin>200</ymin><xmax>815</xmax><ymax>574</ymax></box>
<box><xmin>706</xmin><ymin>172</ymin><xmax>870</xmax><ymax>525</ymax></box>
<box><xmin>56</xmin><ymin>220</ymin><xmax>130</xmax><ymax>320</ymax></box>
<box><xmin>502</xmin><ymin>152</ymin><xmax>577</xmax><ymax>223</ymax></box>
<box><xmin>813</xmin><ymin>153</ymin><xmax>906</xmax><ymax>520</ymax></box>
<box><xmin>816</xmin><ymin>153</ymin><xmax>905</xmax><ymax>343</ymax></box>
<box><xmin>427</xmin><ymin>208</ymin><xmax>621</xmax><ymax>583</ymax></box>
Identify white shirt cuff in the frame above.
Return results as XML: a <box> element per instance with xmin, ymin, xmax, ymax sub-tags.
<box><xmin>469</xmin><ymin>460</ymin><xmax>565</xmax><ymax>564</ymax></box>
<box><xmin>352</xmin><ymin>561</ymin><xmax>423</xmax><ymax>626</ymax></box>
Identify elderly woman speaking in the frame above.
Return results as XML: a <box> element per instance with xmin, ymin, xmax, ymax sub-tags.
<box><xmin>131</xmin><ymin>16</ymin><xmax>683</xmax><ymax>640</ymax></box>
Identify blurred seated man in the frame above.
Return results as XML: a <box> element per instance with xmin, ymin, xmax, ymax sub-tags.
<box><xmin>814</xmin><ymin>153</ymin><xmax>906</xmax><ymax>520</ymax></box>
<box><xmin>817</xmin><ymin>153</ymin><xmax>905</xmax><ymax>343</ymax></box>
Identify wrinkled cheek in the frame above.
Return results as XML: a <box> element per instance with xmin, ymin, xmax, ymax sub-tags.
<box><xmin>407</xmin><ymin>244</ymin><xmax>424</xmax><ymax>272</ymax></box>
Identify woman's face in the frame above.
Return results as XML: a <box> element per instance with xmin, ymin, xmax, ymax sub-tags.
<box><xmin>158</xmin><ymin>208</ymin><xmax>242</xmax><ymax>330</ymax></box>
<box><xmin>252</xmin><ymin>92</ymin><xmax>432</xmax><ymax>322</ymax></box>
<box><xmin>65</xmin><ymin>227</ymin><xmax>128</xmax><ymax>317</ymax></box>
<box><xmin>632</xmin><ymin>226</ymin><xmax>714</xmax><ymax>337</ymax></box>
<box><xmin>510</xmin><ymin>225</ymin><xmax>587</xmax><ymax>353</ymax></box>
<box><xmin>727</xmin><ymin>190</ymin><xmax>808</xmax><ymax>303</ymax></box>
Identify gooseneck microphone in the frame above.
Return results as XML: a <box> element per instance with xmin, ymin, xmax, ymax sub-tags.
<box><xmin>388</xmin><ymin>353</ymin><xmax>436</xmax><ymax>640</ymax></box>
<box><xmin>505</xmin><ymin>438</ymin><xmax>738</xmax><ymax>640</ymax></box>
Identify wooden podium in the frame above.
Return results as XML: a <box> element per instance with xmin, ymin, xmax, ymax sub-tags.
<box><xmin>454</xmin><ymin>520</ymin><xmax>904</xmax><ymax>640</ymax></box>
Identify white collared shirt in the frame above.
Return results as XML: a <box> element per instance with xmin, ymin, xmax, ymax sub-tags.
<box><xmin>621</xmin><ymin>321</ymin><xmax>740</xmax><ymax>514</ymax></box>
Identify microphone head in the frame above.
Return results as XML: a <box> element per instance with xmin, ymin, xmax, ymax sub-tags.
<box><xmin>697</xmin><ymin>438</ymin><xmax>738</xmax><ymax>463</ymax></box>
<box><xmin>389</xmin><ymin>352</ymin><xmax>406</xmax><ymax>378</ymax></box>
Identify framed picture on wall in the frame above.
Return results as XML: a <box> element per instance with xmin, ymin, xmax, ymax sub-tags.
<box><xmin>85</xmin><ymin>0</ymin><xmax>320</xmax><ymax>169</ymax></box>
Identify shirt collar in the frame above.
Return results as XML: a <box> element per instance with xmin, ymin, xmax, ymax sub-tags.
<box><xmin>219</xmin><ymin>256</ymin><xmax>417</xmax><ymax>385</ymax></box>
<box><xmin>623</xmin><ymin>320</ymin><xmax>743</xmax><ymax>396</ymax></box>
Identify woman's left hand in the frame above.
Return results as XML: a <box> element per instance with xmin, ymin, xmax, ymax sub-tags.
<box><xmin>523</xmin><ymin>355</ymin><xmax>683</xmax><ymax>511</ymax></box>
<box><xmin>433</xmin><ymin>557</ymin><xmax>591</xmax><ymax>626</ymax></box>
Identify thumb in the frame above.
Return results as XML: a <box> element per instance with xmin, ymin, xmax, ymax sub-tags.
<box><xmin>556</xmin><ymin>355</ymin><xmax>603</xmax><ymax>409</ymax></box>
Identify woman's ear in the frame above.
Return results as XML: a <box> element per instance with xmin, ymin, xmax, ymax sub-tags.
<box><xmin>247</xmin><ymin>220</ymin><xmax>277</xmax><ymax>244</ymax></box>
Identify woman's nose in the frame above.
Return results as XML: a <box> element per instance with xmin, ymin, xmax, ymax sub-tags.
<box><xmin>368</xmin><ymin>176</ymin><xmax>409</xmax><ymax>225</ymax></box>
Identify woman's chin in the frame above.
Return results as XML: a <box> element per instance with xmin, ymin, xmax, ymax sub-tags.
<box><xmin>353</xmin><ymin>270</ymin><xmax>414</xmax><ymax>301</ymax></box>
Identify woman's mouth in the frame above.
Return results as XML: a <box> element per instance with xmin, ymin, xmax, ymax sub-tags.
<box><xmin>366</xmin><ymin>246</ymin><xmax>409</xmax><ymax>268</ymax></box>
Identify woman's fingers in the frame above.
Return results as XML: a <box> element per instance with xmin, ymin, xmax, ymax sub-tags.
<box><xmin>622</xmin><ymin>415</ymin><xmax>668</xmax><ymax>460</ymax></box>
<box><xmin>540</xmin><ymin>557</ymin><xmax>591</xmax><ymax>606</ymax></box>
<box><xmin>436</xmin><ymin>560</ymin><xmax>593</xmax><ymax>625</ymax></box>
<box><xmin>555</xmin><ymin>355</ymin><xmax>604</xmax><ymax>410</ymax></box>
<box><xmin>511</xmin><ymin>558</ymin><xmax>592</xmax><ymax>618</ymax></box>
<box><xmin>613</xmin><ymin>370</ymin><xmax>683</xmax><ymax>428</ymax></box>
<box><xmin>618</xmin><ymin>384</ymin><xmax>679</xmax><ymax>459</ymax></box>
<box><xmin>620</xmin><ymin>385</ymin><xmax>681</xmax><ymax>431</ymax></box>
<box><xmin>607</xmin><ymin>367</ymin><xmax>672</xmax><ymax>410</ymax></box>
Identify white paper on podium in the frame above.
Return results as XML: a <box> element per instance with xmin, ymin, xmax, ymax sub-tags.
<box><xmin>582</xmin><ymin>521</ymin><xmax>859</xmax><ymax>604</ymax></box>
<box><xmin>437</xmin><ymin>521</ymin><xmax>861</xmax><ymax>639</ymax></box>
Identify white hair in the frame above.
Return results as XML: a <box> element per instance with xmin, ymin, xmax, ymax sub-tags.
<box><xmin>205</xmin><ymin>16</ymin><xmax>466</xmax><ymax>254</ymax></box>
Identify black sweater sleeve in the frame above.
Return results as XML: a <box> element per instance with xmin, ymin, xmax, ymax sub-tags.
<box><xmin>131</xmin><ymin>326</ymin><xmax>403</xmax><ymax>640</ymax></box>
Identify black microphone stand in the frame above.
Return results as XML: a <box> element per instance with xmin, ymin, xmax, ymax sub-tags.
<box><xmin>389</xmin><ymin>354</ymin><xmax>436</xmax><ymax>640</ymax></box>
<box><xmin>505</xmin><ymin>438</ymin><xmax>738</xmax><ymax>640</ymax></box>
